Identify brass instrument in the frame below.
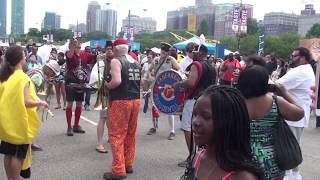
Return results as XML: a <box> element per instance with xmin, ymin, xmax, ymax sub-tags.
<box><xmin>94</xmin><ymin>54</ymin><xmax>109</xmax><ymax>110</ymax></box>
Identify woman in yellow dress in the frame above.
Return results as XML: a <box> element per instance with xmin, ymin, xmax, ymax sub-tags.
<box><xmin>0</xmin><ymin>46</ymin><xmax>48</xmax><ymax>180</ymax></box>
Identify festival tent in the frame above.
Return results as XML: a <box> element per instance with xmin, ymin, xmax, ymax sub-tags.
<box><xmin>173</xmin><ymin>37</ymin><xmax>216</xmax><ymax>54</ymax></box>
<box><xmin>38</xmin><ymin>44</ymin><xmax>57</xmax><ymax>64</ymax></box>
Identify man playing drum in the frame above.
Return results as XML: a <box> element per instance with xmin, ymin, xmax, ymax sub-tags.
<box><xmin>148</xmin><ymin>42</ymin><xmax>181</xmax><ymax>140</ymax></box>
<box><xmin>173</xmin><ymin>45</ymin><xmax>216</xmax><ymax>167</ymax></box>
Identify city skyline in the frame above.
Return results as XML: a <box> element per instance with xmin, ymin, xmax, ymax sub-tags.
<box><xmin>3</xmin><ymin>0</ymin><xmax>320</xmax><ymax>34</ymax></box>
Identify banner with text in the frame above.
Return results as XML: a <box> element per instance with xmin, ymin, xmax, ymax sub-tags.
<box><xmin>188</xmin><ymin>14</ymin><xmax>196</xmax><ymax>32</ymax></box>
<box><xmin>240</xmin><ymin>8</ymin><xmax>248</xmax><ymax>35</ymax></box>
<box><xmin>232</xmin><ymin>7</ymin><xmax>240</xmax><ymax>33</ymax></box>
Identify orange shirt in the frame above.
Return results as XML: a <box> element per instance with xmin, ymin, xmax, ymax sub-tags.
<box><xmin>222</xmin><ymin>59</ymin><xmax>241</xmax><ymax>81</ymax></box>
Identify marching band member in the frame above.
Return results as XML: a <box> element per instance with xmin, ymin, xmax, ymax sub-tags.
<box><xmin>0</xmin><ymin>46</ymin><xmax>48</xmax><ymax>179</ymax></box>
<box><xmin>95</xmin><ymin>40</ymin><xmax>113</xmax><ymax>154</ymax></box>
<box><xmin>148</xmin><ymin>42</ymin><xmax>181</xmax><ymax>140</ymax></box>
<box><xmin>65</xmin><ymin>39</ymin><xmax>94</xmax><ymax>136</ymax></box>
<box><xmin>173</xmin><ymin>45</ymin><xmax>216</xmax><ymax>167</ymax></box>
<box><xmin>103</xmin><ymin>38</ymin><xmax>141</xmax><ymax>180</ymax></box>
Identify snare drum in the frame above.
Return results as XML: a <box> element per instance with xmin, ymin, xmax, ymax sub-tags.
<box><xmin>43</xmin><ymin>60</ymin><xmax>61</xmax><ymax>81</ymax></box>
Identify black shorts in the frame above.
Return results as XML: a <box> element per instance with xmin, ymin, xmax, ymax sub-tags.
<box><xmin>0</xmin><ymin>141</ymin><xmax>29</xmax><ymax>159</ymax></box>
<box><xmin>66</xmin><ymin>85</ymin><xmax>84</xmax><ymax>102</ymax></box>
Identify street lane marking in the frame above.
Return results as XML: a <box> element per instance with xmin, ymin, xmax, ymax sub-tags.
<box><xmin>80</xmin><ymin>115</ymin><xmax>98</xmax><ymax>126</ymax></box>
<box><xmin>72</xmin><ymin>112</ymin><xmax>98</xmax><ymax>126</ymax></box>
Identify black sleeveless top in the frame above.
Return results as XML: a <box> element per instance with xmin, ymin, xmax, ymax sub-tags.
<box><xmin>109</xmin><ymin>55</ymin><xmax>141</xmax><ymax>101</ymax></box>
<box><xmin>189</xmin><ymin>60</ymin><xmax>216</xmax><ymax>99</ymax></box>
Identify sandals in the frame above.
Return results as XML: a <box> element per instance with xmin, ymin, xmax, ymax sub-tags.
<box><xmin>96</xmin><ymin>147</ymin><xmax>108</xmax><ymax>153</ymax></box>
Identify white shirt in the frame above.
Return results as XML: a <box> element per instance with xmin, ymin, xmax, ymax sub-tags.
<box><xmin>179</xmin><ymin>55</ymin><xmax>193</xmax><ymax>73</ymax></box>
<box><xmin>142</xmin><ymin>63</ymin><xmax>150</xmax><ymax>80</ymax></box>
<box><xmin>276</xmin><ymin>64</ymin><xmax>315</xmax><ymax>128</ymax></box>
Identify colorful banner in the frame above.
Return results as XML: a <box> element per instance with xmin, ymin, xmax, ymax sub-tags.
<box><xmin>258</xmin><ymin>30</ymin><xmax>265</xmax><ymax>56</ymax></box>
<box><xmin>123</xmin><ymin>26</ymin><xmax>134</xmax><ymax>43</ymax></box>
<box><xmin>232</xmin><ymin>7</ymin><xmax>240</xmax><ymax>33</ymax></box>
<box><xmin>188</xmin><ymin>14</ymin><xmax>196</xmax><ymax>32</ymax></box>
<box><xmin>240</xmin><ymin>9</ymin><xmax>248</xmax><ymax>35</ymax></box>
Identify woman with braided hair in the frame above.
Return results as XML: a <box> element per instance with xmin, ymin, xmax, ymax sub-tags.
<box><xmin>238</xmin><ymin>63</ymin><xmax>304</xmax><ymax>179</ymax></box>
<box><xmin>189</xmin><ymin>85</ymin><xmax>263</xmax><ymax>180</ymax></box>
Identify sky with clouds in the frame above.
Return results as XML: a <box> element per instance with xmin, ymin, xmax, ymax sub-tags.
<box><xmin>5</xmin><ymin>0</ymin><xmax>320</xmax><ymax>34</ymax></box>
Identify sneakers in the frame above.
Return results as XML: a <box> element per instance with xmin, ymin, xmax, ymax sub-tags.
<box><xmin>67</xmin><ymin>128</ymin><xmax>73</xmax><ymax>136</ymax></box>
<box><xmin>284</xmin><ymin>170</ymin><xmax>302</xmax><ymax>180</ymax></box>
<box><xmin>103</xmin><ymin>172</ymin><xmax>126</xmax><ymax>180</ymax></box>
<box><xmin>178</xmin><ymin>158</ymin><xmax>189</xmax><ymax>168</ymax></box>
<box><xmin>147</xmin><ymin>128</ymin><xmax>156</xmax><ymax>135</ymax></box>
<box><xmin>292</xmin><ymin>171</ymin><xmax>302</xmax><ymax>180</ymax></box>
<box><xmin>168</xmin><ymin>132</ymin><xmax>175</xmax><ymax>140</ymax></box>
<box><xmin>126</xmin><ymin>166</ymin><xmax>133</xmax><ymax>174</ymax></box>
<box><xmin>84</xmin><ymin>104</ymin><xmax>91</xmax><ymax>111</ymax></box>
<box><xmin>73</xmin><ymin>125</ymin><xmax>85</xmax><ymax>133</ymax></box>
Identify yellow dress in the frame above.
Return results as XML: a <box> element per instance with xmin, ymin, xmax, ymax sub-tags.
<box><xmin>0</xmin><ymin>69</ymin><xmax>40</xmax><ymax>170</ymax></box>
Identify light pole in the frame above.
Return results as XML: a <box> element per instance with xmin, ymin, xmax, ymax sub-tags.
<box><xmin>237</xmin><ymin>0</ymin><xmax>243</xmax><ymax>51</ymax></box>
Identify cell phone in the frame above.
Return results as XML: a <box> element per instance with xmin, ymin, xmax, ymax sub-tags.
<box><xmin>268</xmin><ymin>84</ymin><xmax>277</xmax><ymax>93</ymax></box>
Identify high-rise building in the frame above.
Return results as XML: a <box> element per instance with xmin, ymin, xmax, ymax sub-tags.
<box><xmin>264</xmin><ymin>12</ymin><xmax>298</xmax><ymax>36</ymax></box>
<box><xmin>122</xmin><ymin>15</ymin><xmax>157</xmax><ymax>34</ymax></box>
<box><xmin>301</xmin><ymin>4</ymin><xmax>316</xmax><ymax>16</ymax></box>
<box><xmin>166</xmin><ymin>0</ymin><xmax>215</xmax><ymax>36</ymax></box>
<box><xmin>0</xmin><ymin>0</ymin><xmax>7</xmax><ymax>37</ymax></box>
<box><xmin>11</xmin><ymin>0</ymin><xmax>25</xmax><ymax>35</ymax></box>
<box><xmin>96</xmin><ymin>6</ymin><xmax>117</xmax><ymax>38</ymax></box>
<box><xmin>299</xmin><ymin>4</ymin><xmax>320</xmax><ymax>37</ymax></box>
<box><xmin>43</xmin><ymin>12</ymin><xmax>61</xmax><ymax>30</ymax></box>
<box><xmin>86</xmin><ymin>1</ymin><xmax>101</xmax><ymax>33</ymax></box>
<box><xmin>55</xmin><ymin>15</ymin><xmax>61</xmax><ymax>29</ymax></box>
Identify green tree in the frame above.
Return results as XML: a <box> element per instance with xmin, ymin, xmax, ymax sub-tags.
<box><xmin>220</xmin><ymin>37</ymin><xmax>237</xmax><ymax>51</ymax></box>
<box><xmin>306</xmin><ymin>23</ymin><xmax>320</xmax><ymax>38</ymax></box>
<box><xmin>239</xmin><ymin>34</ymin><xmax>259</xmax><ymax>54</ymax></box>
<box><xmin>197</xmin><ymin>20</ymin><xmax>208</xmax><ymax>36</ymax></box>
<box><xmin>27</xmin><ymin>28</ymin><xmax>41</xmax><ymax>37</ymax></box>
<box><xmin>247</xmin><ymin>18</ymin><xmax>258</xmax><ymax>35</ymax></box>
<box><xmin>84</xmin><ymin>31</ymin><xmax>111</xmax><ymax>40</ymax></box>
<box><xmin>52</xmin><ymin>29</ymin><xmax>73</xmax><ymax>41</ymax></box>
<box><xmin>264</xmin><ymin>33</ymin><xmax>300</xmax><ymax>60</ymax></box>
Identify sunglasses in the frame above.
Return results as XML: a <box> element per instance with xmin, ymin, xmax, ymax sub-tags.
<box><xmin>291</xmin><ymin>54</ymin><xmax>300</xmax><ymax>58</ymax></box>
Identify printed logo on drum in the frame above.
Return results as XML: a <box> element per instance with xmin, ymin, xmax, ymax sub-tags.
<box><xmin>152</xmin><ymin>70</ymin><xmax>186</xmax><ymax>114</ymax></box>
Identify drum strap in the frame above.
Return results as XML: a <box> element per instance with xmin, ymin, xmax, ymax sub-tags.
<box><xmin>154</xmin><ymin>57</ymin><xmax>168</xmax><ymax>76</ymax></box>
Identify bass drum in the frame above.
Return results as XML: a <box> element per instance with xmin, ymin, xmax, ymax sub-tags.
<box><xmin>152</xmin><ymin>70</ymin><xmax>187</xmax><ymax>115</ymax></box>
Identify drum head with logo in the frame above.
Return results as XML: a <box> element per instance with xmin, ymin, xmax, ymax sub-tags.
<box><xmin>152</xmin><ymin>70</ymin><xmax>186</xmax><ymax>114</ymax></box>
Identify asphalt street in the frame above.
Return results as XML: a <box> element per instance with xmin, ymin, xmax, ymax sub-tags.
<box><xmin>0</xmin><ymin>94</ymin><xmax>320</xmax><ymax>180</ymax></box>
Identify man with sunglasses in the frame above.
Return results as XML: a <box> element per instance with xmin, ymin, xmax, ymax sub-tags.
<box><xmin>276</xmin><ymin>47</ymin><xmax>315</xmax><ymax>180</ymax></box>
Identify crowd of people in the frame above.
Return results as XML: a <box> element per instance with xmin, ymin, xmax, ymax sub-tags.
<box><xmin>0</xmin><ymin>38</ymin><xmax>318</xmax><ymax>180</ymax></box>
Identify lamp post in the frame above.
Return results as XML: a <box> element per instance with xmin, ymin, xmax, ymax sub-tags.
<box><xmin>237</xmin><ymin>0</ymin><xmax>243</xmax><ymax>51</ymax></box>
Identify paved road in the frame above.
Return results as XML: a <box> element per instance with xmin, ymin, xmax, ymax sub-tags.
<box><xmin>1</xmin><ymin>95</ymin><xmax>320</xmax><ymax>180</ymax></box>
